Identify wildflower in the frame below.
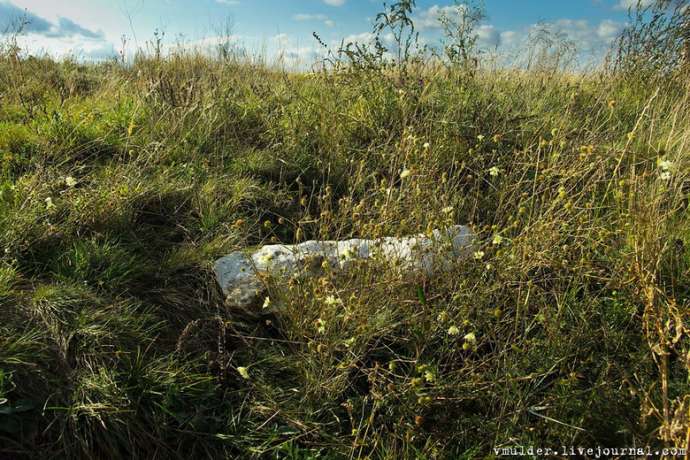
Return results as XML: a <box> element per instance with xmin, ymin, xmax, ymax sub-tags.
<box><xmin>477</xmin><ymin>134</ymin><xmax>485</xmax><ymax>142</ymax></box>
<box><xmin>418</xmin><ymin>395</ymin><xmax>432</xmax><ymax>405</ymax></box>
<box><xmin>627</xmin><ymin>132</ymin><xmax>635</xmax><ymax>141</ymax></box>
<box><xmin>423</xmin><ymin>142</ymin><xmax>431</xmax><ymax>150</ymax></box>
<box><xmin>400</xmin><ymin>169</ymin><xmax>411</xmax><ymax>179</ymax></box>
<box><xmin>492</xmin><ymin>235</ymin><xmax>503</xmax><ymax>246</ymax></box>
<box><xmin>423</xmin><ymin>370</ymin><xmax>435</xmax><ymax>383</ymax></box>
<box><xmin>258</xmin><ymin>253</ymin><xmax>273</xmax><ymax>265</ymax></box>
<box><xmin>447</xmin><ymin>325</ymin><xmax>460</xmax><ymax>336</ymax></box>
<box><xmin>127</xmin><ymin>119</ymin><xmax>136</xmax><ymax>137</ymax></box>
<box><xmin>324</xmin><ymin>295</ymin><xmax>342</xmax><ymax>306</ymax></box>
<box><xmin>657</xmin><ymin>158</ymin><xmax>673</xmax><ymax>171</ymax></box>
<box><xmin>658</xmin><ymin>158</ymin><xmax>673</xmax><ymax>180</ymax></box>
<box><xmin>558</xmin><ymin>186</ymin><xmax>567</xmax><ymax>200</ymax></box>
<box><xmin>492</xmin><ymin>134</ymin><xmax>502</xmax><ymax>143</ymax></box>
<box><xmin>65</xmin><ymin>176</ymin><xmax>77</xmax><ymax>187</ymax></box>
<box><xmin>473</xmin><ymin>250</ymin><xmax>485</xmax><ymax>260</ymax></box>
<box><xmin>341</xmin><ymin>247</ymin><xmax>356</xmax><ymax>260</ymax></box>
<box><xmin>442</xmin><ymin>206</ymin><xmax>454</xmax><ymax>214</ymax></box>
<box><xmin>262</xmin><ymin>297</ymin><xmax>271</xmax><ymax>309</ymax></box>
<box><xmin>489</xmin><ymin>166</ymin><xmax>500</xmax><ymax>177</ymax></box>
<box><xmin>316</xmin><ymin>318</ymin><xmax>326</xmax><ymax>334</ymax></box>
<box><xmin>237</xmin><ymin>367</ymin><xmax>250</xmax><ymax>379</ymax></box>
<box><xmin>45</xmin><ymin>197</ymin><xmax>55</xmax><ymax>210</ymax></box>
<box><xmin>550</xmin><ymin>128</ymin><xmax>558</xmax><ymax>138</ymax></box>
<box><xmin>463</xmin><ymin>332</ymin><xmax>477</xmax><ymax>344</ymax></box>
<box><xmin>437</xmin><ymin>311</ymin><xmax>448</xmax><ymax>322</ymax></box>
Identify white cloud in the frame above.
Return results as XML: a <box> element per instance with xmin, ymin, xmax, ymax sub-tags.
<box><xmin>1</xmin><ymin>1</ymin><xmax>118</xmax><ymax>61</ymax></box>
<box><xmin>500</xmin><ymin>30</ymin><xmax>518</xmax><ymax>47</ymax></box>
<box><xmin>293</xmin><ymin>13</ymin><xmax>335</xmax><ymax>27</ymax></box>
<box><xmin>0</xmin><ymin>1</ymin><xmax>103</xmax><ymax>39</ymax></box>
<box><xmin>414</xmin><ymin>4</ymin><xmax>468</xmax><ymax>31</ymax></box>
<box><xmin>294</xmin><ymin>13</ymin><xmax>328</xmax><ymax>21</ymax></box>
<box><xmin>7</xmin><ymin>0</ymin><xmax>123</xmax><ymax>42</ymax></box>
<box><xmin>614</xmin><ymin>0</ymin><xmax>654</xmax><ymax>10</ymax></box>
<box><xmin>476</xmin><ymin>24</ymin><xmax>500</xmax><ymax>48</ymax></box>
<box><xmin>13</xmin><ymin>33</ymin><xmax>116</xmax><ymax>61</ymax></box>
<box><xmin>323</xmin><ymin>0</ymin><xmax>346</xmax><ymax>6</ymax></box>
<box><xmin>341</xmin><ymin>32</ymin><xmax>375</xmax><ymax>47</ymax></box>
<box><xmin>490</xmin><ymin>18</ymin><xmax>625</xmax><ymax>68</ymax></box>
<box><xmin>597</xmin><ymin>19</ymin><xmax>623</xmax><ymax>40</ymax></box>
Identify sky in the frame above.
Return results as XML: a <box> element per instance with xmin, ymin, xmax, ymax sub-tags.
<box><xmin>0</xmin><ymin>0</ymin><xmax>653</xmax><ymax>67</ymax></box>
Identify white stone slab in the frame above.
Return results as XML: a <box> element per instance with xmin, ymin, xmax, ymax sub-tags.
<box><xmin>214</xmin><ymin>225</ymin><xmax>474</xmax><ymax>310</ymax></box>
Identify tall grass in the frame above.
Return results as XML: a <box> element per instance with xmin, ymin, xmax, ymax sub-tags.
<box><xmin>1</xmin><ymin>4</ymin><xmax>689</xmax><ymax>458</ymax></box>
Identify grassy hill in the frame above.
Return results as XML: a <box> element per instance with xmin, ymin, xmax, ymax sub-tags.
<box><xmin>1</xmin><ymin>9</ymin><xmax>689</xmax><ymax>458</ymax></box>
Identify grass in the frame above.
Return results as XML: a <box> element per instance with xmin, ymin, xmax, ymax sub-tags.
<box><xmin>1</xmin><ymin>27</ymin><xmax>689</xmax><ymax>459</ymax></box>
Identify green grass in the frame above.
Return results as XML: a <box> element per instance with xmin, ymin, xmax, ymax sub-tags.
<box><xmin>0</xmin><ymin>42</ymin><xmax>689</xmax><ymax>459</ymax></box>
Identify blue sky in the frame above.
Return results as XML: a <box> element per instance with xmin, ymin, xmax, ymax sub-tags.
<box><xmin>0</xmin><ymin>0</ymin><xmax>651</xmax><ymax>66</ymax></box>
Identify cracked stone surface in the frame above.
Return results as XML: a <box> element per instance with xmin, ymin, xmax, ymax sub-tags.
<box><xmin>214</xmin><ymin>225</ymin><xmax>474</xmax><ymax>310</ymax></box>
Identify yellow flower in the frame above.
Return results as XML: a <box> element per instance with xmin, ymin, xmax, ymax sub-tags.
<box><xmin>657</xmin><ymin>158</ymin><xmax>672</xmax><ymax>171</ymax></box>
<box><xmin>262</xmin><ymin>297</ymin><xmax>271</xmax><ymax>309</ymax></box>
<box><xmin>324</xmin><ymin>295</ymin><xmax>342</xmax><ymax>306</ymax></box>
<box><xmin>316</xmin><ymin>318</ymin><xmax>326</xmax><ymax>334</ymax></box>
<box><xmin>489</xmin><ymin>166</ymin><xmax>500</xmax><ymax>177</ymax></box>
<box><xmin>447</xmin><ymin>325</ymin><xmax>460</xmax><ymax>336</ymax></box>
<box><xmin>45</xmin><ymin>197</ymin><xmax>55</xmax><ymax>210</ymax></box>
<box><xmin>258</xmin><ymin>253</ymin><xmax>273</xmax><ymax>265</ymax></box>
<box><xmin>127</xmin><ymin>119</ymin><xmax>136</xmax><ymax>137</ymax></box>
<box><xmin>464</xmin><ymin>332</ymin><xmax>477</xmax><ymax>343</ymax></box>
<box><xmin>558</xmin><ymin>186</ymin><xmax>567</xmax><ymax>200</ymax></box>
<box><xmin>400</xmin><ymin>169</ymin><xmax>411</xmax><ymax>179</ymax></box>
<box><xmin>442</xmin><ymin>206</ymin><xmax>454</xmax><ymax>214</ymax></box>
<box><xmin>473</xmin><ymin>250</ymin><xmax>485</xmax><ymax>260</ymax></box>
<box><xmin>237</xmin><ymin>367</ymin><xmax>250</xmax><ymax>379</ymax></box>
<box><xmin>492</xmin><ymin>235</ymin><xmax>503</xmax><ymax>246</ymax></box>
<box><xmin>65</xmin><ymin>176</ymin><xmax>77</xmax><ymax>187</ymax></box>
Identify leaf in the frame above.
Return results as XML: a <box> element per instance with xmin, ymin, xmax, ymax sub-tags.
<box><xmin>416</xmin><ymin>286</ymin><xmax>427</xmax><ymax>305</ymax></box>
